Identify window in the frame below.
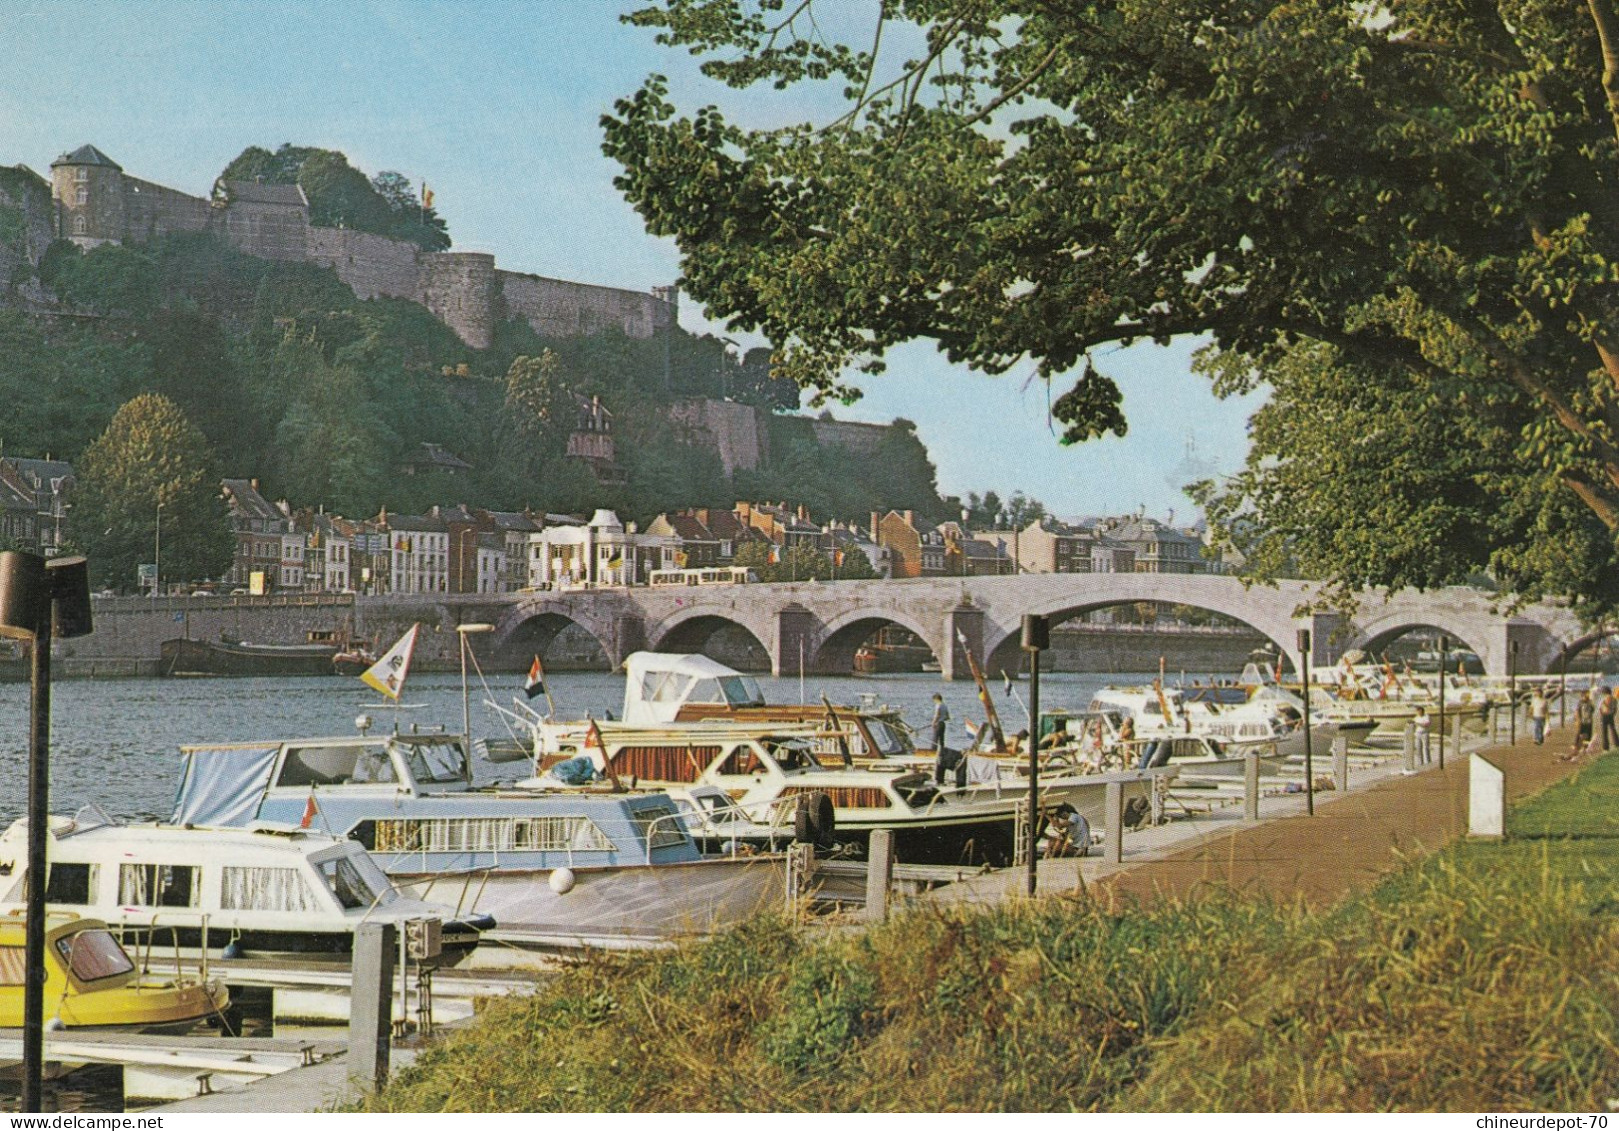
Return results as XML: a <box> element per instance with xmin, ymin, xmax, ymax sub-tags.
<box><xmin>45</xmin><ymin>863</ymin><xmax>97</xmax><ymax>904</ymax></box>
<box><xmin>318</xmin><ymin>856</ymin><xmax>380</xmax><ymax>910</ymax></box>
<box><xmin>221</xmin><ymin>866</ymin><xmax>324</xmax><ymax>913</ymax></box>
<box><xmin>75</xmin><ymin>167</ymin><xmax>88</xmax><ymax>182</ymax></box>
<box><xmin>75</xmin><ymin>187</ymin><xmax>87</xmax><ymax>205</ymax></box>
<box><xmin>58</xmin><ymin>929</ymin><xmax>136</xmax><ymax>982</ymax></box>
<box><xmin>72</xmin><ymin>215</ymin><xmax>86</xmax><ymax>235</ymax></box>
<box><xmin>373</xmin><ymin>815</ymin><xmax>613</xmax><ymax>854</ymax></box>
<box><xmin>118</xmin><ymin>863</ymin><xmax>198</xmax><ymax>908</ymax></box>
<box><xmin>401</xmin><ymin>741</ymin><xmax>465</xmax><ymax>784</ymax></box>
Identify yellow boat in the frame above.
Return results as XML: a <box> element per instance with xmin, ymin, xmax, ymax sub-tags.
<box><xmin>0</xmin><ymin>911</ymin><xmax>228</xmax><ymax>1032</ymax></box>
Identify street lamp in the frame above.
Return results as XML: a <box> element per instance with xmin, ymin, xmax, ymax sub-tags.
<box><xmin>1509</xmin><ymin>640</ymin><xmax>1519</xmax><ymax>746</ymax></box>
<box><xmin>153</xmin><ymin>501</ymin><xmax>163</xmax><ymax>598</ymax></box>
<box><xmin>1298</xmin><ymin>628</ymin><xmax>1314</xmax><ymax>816</ymax></box>
<box><xmin>0</xmin><ymin>552</ymin><xmax>92</xmax><ymax>1112</ymax></box>
<box><xmin>1021</xmin><ymin>613</ymin><xmax>1048</xmax><ymax>897</ymax></box>
<box><xmin>1437</xmin><ymin>634</ymin><xmax>1448</xmax><ymax>770</ymax></box>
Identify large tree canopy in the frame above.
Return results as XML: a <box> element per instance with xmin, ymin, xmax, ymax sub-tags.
<box><xmin>603</xmin><ymin>1</ymin><xmax>1619</xmax><ymax>613</ymax></box>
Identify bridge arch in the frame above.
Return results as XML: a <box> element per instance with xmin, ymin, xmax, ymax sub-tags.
<box><xmin>494</xmin><ymin>609</ymin><xmax>610</xmax><ymax>669</ymax></box>
<box><xmin>813</xmin><ymin>608</ymin><xmax>944</xmax><ymax>676</ymax></box>
<box><xmin>646</xmin><ymin>605</ymin><xmax>771</xmax><ymax>668</ymax></box>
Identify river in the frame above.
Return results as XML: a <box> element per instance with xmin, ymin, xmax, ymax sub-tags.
<box><xmin>0</xmin><ymin>665</ymin><xmax>1221</xmax><ymax>824</ymax></box>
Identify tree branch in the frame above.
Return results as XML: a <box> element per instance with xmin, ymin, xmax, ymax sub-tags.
<box><xmin>1588</xmin><ymin>0</ymin><xmax>1619</xmax><ymax>143</ymax></box>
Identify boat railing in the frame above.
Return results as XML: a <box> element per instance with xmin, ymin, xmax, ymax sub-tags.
<box><xmin>126</xmin><ymin>911</ymin><xmax>210</xmax><ymax>986</ymax></box>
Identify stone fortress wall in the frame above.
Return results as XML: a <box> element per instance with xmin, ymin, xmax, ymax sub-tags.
<box><xmin>43</xmin><ymin>146</ymin><xmax>676</xmax><ymax>349</ymax></box>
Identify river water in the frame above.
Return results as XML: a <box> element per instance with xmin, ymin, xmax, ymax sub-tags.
<box><xmin>0</xmin><ymin>665</ymin><xmax>1212</xmax><ymax>824</ymax></box>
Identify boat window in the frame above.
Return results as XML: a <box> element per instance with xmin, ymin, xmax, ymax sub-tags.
<box><xmin>403</xmin><ymin>742</ymin><xmax>466</xmax><ymax>784</ymax></box>
<box><xmin>319</xmin><ymin>856</ymin><xmax>382</xmax><ymax>910</ymax></box>
<box><xmin>610</xmin><ymin>745</ymin><xmax>717</xmax><ymax>784</ymax></box>
<box><xmin>276</xmin><ymin>744</ymin><xmax>365</xmax><ymax>787</ymax></box>
<box><xmin>632</xmin><ymin>805</ymin><xmax>690</xmax><ymax>850</ymax></box>
<box><xmin>373</xmin><ymin>816</ymin><xmax>614</xmax><ymax>854</ymax></box>
<box><xmin>695</xmin><ymin>793</ymin><xmax>745</xmax><ymax>824</ymax></box>
<box><xmin>0</xmin><ymin>947</ymin><xmax>24</xmax><ymax>985</ymax></box>
<box><xmin>684</xmin><ymin>677</ymin><xmax>727</xmax><ymax>705</ymax></box>
<box><xmin>864</xmin><ymin>719</ymin><xmax>907</xmax><ymax>757</ymax></box>
<box><xmin>719</xmin><ymin>675</ymin><xmax>764</xmax><ymax>708</ymax></box>
<box><xmin>57</xmin><ymin>929</ymin><xmax>135</xmax><ymax>983</ymax></box>
<box><xmin>768</xmin><ymin>741</ymin><xmax>823</xmax><ymax>772</ymax></box>
<box><xmin>715</xmin><ymin>745</ymin><xmax>764</xmax><ymax>775</ymax></box>
<box><xmin>350</xmin><ymin>749</ymin><xmax>397</xmax><ymax>785</ymax></box>
<box><xmin>221</xmin><ymin>866</ymin><xmax>326</xmax><ymax>913</ymax></box>
<box><xmin>643</xmin><ymin>672</ymin><xmax>693</xmax><ymax>705</ymax></box>
<box><xmin>45</xmin><ymin>863</ymin><xmax>98</xmax><ymax>905</ymax></box>
<box><xmin>118</xmin><ymin>864</ymin><xmax>197</xmax><ymax>908</ymax></box>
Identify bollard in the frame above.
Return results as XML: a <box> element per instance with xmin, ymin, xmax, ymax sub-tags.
<box><xmin>1490</xmin><ymin>705</ymin><xmax>1499</xmax><ymax>743</ymax></box>
<box><xmin>1104</xmin><ymin>780</ymin><xmax>1123</xmax><ymax>864</ymax></box>
<box><xmin>1468</xmin><ymin>754</ymin><xmax>1506</xmax><ymax>839</ymax></box>
<box><xmin>1244</xmin><ymin>749</ymin><xmax>1260</xmax><ymax>820</ymax></box>
<box><xmin>1403</xmin><ymin>723</ymin><xmax>1416</xmax><ymax>773</ymax></box>
<box><xmin>1453</xmin><ymin>714</ymin><xmax>1465</xmax><ymax>761</ymax></box>
<box><xmin>864</xmin><ymin>829</ymin><xmax>895</xmax><ymax>922</ymax></box>
<box><xmin>349</xmin><ymin>921</ymin><xmax>397</xmax><ymax>1093</ymax></box>
<box><xmin>1332</xmin><ymin>735</ymin><xmax>1348</xmax><ymax>792</ymax></box>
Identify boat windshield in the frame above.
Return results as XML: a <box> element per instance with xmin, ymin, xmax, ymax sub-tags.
<box><xmin>319</xmin><ymin>854</ymin><xmax>386</xmax><ymax>910</ymax></box>
<box><xmin>57</xmin><ymin>929</ymin><xmax>135</xmax><ymax>983</ymax></box>
<box><xmin>400</xmin><ymin>741</ymin><xmax>467</xmax><ymax>784</ymax></box>
<box><xmin>864</xmin><ymin>718</ymin><xmax>908</xmax><ymax>757</ymax></box>
<box><xmin>766</xmin><ymin>740</ymin><xmax>823</xmax><ymax>772</ymax></box>
<box><xmin>685</xmin><ymin>675</ymin><xmax>766</xmax><ymax>709</ymax></box>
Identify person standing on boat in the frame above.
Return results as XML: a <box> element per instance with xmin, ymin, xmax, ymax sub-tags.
<box><xmin>930</xmin><ymin>693</ymin><xmax>952</xmax><ymax>784</ymax></box>
<box><xmin>1530</xmin><ymin>687</ymin><xmax>1549</xmax><ymax>746</ymax></box>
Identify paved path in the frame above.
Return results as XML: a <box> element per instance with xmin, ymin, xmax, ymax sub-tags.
<box><xmin>929</xmin><ymin>720</ymin><xmax>1596</xmax><ymax>910</ymax></box>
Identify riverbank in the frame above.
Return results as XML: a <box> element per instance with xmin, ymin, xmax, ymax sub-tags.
<box><xmin>356</xmin><ymin>725</ymin><xmax>1619</xmax><ymax>1112</ymax></box>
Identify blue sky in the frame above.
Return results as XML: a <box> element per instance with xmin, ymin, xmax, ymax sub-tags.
<box><xmin>7</xmin><ymin>1</ymin><xmax>1263</xmax><ymax>522</ymax></box>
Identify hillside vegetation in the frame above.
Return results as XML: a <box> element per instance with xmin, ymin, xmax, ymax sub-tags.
<box><xmin>0</xmin><ymin>158</ymin><xmax>952</xmax><ymax>529</ymax></box>
<box><xmin>363</xmin><ymin>756</ymin><xmax>1619</xmax><ymax>1112</ymax></box>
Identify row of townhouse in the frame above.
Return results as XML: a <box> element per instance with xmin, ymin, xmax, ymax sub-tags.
<box><xmin>0</xmin><ymin>456</ymin><xmax>75</xmax><ymax>556</ymax></box>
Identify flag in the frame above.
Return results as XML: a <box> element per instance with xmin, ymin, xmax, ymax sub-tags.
<box><xmin>299</xmin><ymin>791</ymin><xmax>318</xmax><ymax>830</ymax></box>
<box><xmin>360</xmin><ymin>623</ymin><xmax>419</xmax><ymax>700</ymax></box>
<box><xmin>524</xmin><ymin>655</ymin><xmax>546</xmax><ymax>700</ymax></box>
<box><xmin>607</xmin><ymin>553</ymin><xmax>623</xmax><ymax>570</ymax></box>
<box><xmin>422</xmin><ymin>183</ymin><xmax>434</xmax><ymax>209</ymax></box>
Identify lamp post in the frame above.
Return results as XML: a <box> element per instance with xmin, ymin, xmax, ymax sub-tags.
<box><xmin>153</xmin><ymin>500</ymin><xmax>164</xmax><ymax>599</ymax></box>
<box><xmin>456</xmin><ymin>623</ymin><xmax>495</xmax><ymax>745</ymax></box>
<box><xmin>1509</xmin><ymin>640</ymin><xmax>1519</xmax><ymax>746</ymax></box>
<box><xmin>0</xmin><ymin>552</ymin><xmax>92</xmax><ymax>1112</ymax></box>
<box><xmin>1021</xmin><ymin>614</ymin><xmax>1048</xmax><ymax>897</ymax></box>
<box><xmin>1298</xmin><ymin>628</ymin><xmax>1314</xmax><ymax>816</ymax></box>
<box><xmin>1437</xmin><ymin>635</ymin><xmax>1448</xmax><ymax>770</ymax></box>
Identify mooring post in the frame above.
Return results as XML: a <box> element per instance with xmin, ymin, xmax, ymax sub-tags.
<box><xmin>349</xmin><ymin>921</ymin><xmax>397</xmax><ymax>1094</ymax></box>
<box><xmin>1332</xmin><ymin>734</ymin><xmax>1348</xmax><ymax>792</ymax></box>
<box><xmin>1244</xmin><ymin>749</ymin><xmax>1260</xmax><ymax>821</ymax></box>
<box><xmin>1453</xmin><ymin>714</ymin><xmax>1465</xmax><ymax>762</ymax></box>
<box><xmin>1468</xmin><ymin>753</ymin><xmax>1506</xmax><ymax>839</ymax></box>
<box><xmin>1104</xmin><ymin>780</ymin><xmax>1123</xmax><ymax>864</ymax></box>
<box><xmin>865</xmin><ymin>829</ymin><xmax>895</xmax><ymax>922</ymax></box>
<box><xmin>1403</xmin><ymin>722</ymin><xmax>1416</xmax><ymax>773</ymax></box>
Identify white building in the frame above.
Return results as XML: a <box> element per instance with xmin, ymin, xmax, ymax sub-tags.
<box><xmin>528</xmin><ymin>509</ymin><xmax>676</xmax><ymax>589</ymax></box>
<box><xmin>388</xmin><ymin>514</ymin><xmax>450</xmax><ymax>594</ymax></box>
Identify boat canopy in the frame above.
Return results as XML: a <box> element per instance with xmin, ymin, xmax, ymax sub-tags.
<box><xmin>171</xmin><ymin>744</ymin><xmax>281</xmax><ymax>827</ymax></box>
<box><xmin>621</xmin><ymin>652</ymin><xmax>765</xmax><ymax>725</ymax></box>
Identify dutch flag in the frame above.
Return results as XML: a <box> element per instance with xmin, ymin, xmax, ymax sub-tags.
<box><xmin>525</xmin><ymin>655</ymin><xmax>546</xmax><ymax>700</ymax></box>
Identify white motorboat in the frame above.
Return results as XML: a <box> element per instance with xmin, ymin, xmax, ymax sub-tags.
<box><xmin>0</xmin><ymin>805</ymin><xmax>489</xmax><ymax>962</ymax></box>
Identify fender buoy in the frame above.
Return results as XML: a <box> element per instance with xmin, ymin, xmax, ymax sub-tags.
<box><xmin>794</xmin><ymin>791</ymin><xmax>836</xmax><ymax>845</ymax></box>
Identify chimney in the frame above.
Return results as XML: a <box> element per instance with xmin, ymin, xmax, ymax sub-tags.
<box><xmin>870</xmin><ymin>512</ymin><xmax>881</xmax><ymax>539</ymax></box>
<box><xmin>250</xmin><ymin>477</ymin><xmax>259</xmax><ymax>491</ymax></box>
<box><xmin>797</xmin><ymin>504</ymin><xmax>809</xmax><ymax>522</ymax></box>
<box><xmin>904</xmin><ymin>510</ymin><xmax>915</xmax><ymax>526</ymax></box>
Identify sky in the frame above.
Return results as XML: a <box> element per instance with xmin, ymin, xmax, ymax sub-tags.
<box><xmin>6</xmin><ymin>1</ymin><xmax>1264</xmax><ymax>523</ymax></box>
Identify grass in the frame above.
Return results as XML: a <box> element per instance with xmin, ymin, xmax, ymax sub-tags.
<box><xmin>361</xmin><ymin>756</ymin><xmax>1619</xmax><ymax>1112</ymax></box>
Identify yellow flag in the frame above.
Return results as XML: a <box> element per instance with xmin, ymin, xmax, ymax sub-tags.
<box><xmin>360</xmin><ymin>624</ymin><xmax>419</xmax><ymax>700</ymax></box>
<box><xmin>422</xmin><ymin>183</ymin><xmax>435</xmax><ymax>209</ymax></box>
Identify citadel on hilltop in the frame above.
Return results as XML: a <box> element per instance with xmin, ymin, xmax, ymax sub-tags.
<box><xmin>42</xmin><ymin>144</ymin><xmax>677</xmax><ymax>349</ymax></box>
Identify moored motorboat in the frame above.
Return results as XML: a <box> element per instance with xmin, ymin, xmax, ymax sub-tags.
<box><xmin>0</xmin><ymin>911</ymin><xmax>227</xmax><ymax>1033</ymax></box>
<box><xmin>0</xmin><ymin>806</ymin><xmax>489</xmax><ymax>962</ymax></box>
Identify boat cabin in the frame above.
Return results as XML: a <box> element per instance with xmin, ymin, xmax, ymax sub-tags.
<box><xmin>170</xmin><ymin>732</ymin><xmax>709</xmax><ymax>876</ymax></box>
<box><xmin>621</xmin><ymin>652</ymin><xmax>766</xmax><ymax>724</ymax></box>
<box><xmin>0</xmin><ymin>807</ymin><xmax>481</xmax><ymax>958</ymax></box>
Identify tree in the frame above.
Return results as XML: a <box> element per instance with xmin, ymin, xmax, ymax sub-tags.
<box><xmin>604</xmin><ymin>3</ymin><xmax>1619</xmax><ymax>613</ymax></box>
<box><xmin>73</xmin><ymin>395</ymin><xmax>233</xmax><ymax>590</ymax></box>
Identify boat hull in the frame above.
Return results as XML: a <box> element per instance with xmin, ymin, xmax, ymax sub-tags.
<box><xmin>160</xmin><ymin>637</ymin><xmax>338</xmax><ymax>677</ymax></box>
<box><xmin>400</xmin><ymin>855</ymin><xmax>789</xmax><ymax>950</ymax></box>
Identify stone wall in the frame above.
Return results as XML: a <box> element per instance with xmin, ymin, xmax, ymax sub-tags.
<box><xmin>808</xmin><ymin>418</ymin><xmax>889</xmax><ymax>456</ymax></box>
<box><xmin>304</xmin><ymin>227</ymin><xmax>421</xmax><ymax>302</ymax></box>
<box><xmin>120</xmin><ymin>175</ymin><xmax>212</xmax><ymax>242</ymax></box>
<box><xmin>0</xmin><ymin>168</ymin><xmax>55</xmax><ymax>307</ymax></box>
<box><xmin>499</xmin><ymin>270</ymin><xmax>673</xmax><ymax>340</ymax></box>
<box><xmin>422</xmin><ymin>252</ymin><xmax>497</xmax><ymax>349</ymax></box>
<box><xmin>663</xmin><ymin>399</ymin><xmax>768</xmax><ymax>474</ymax></box>
<box><xmin>220</xmin><ymin>200</ymin><xmax>308</xmax><ymax>261</ymax></box>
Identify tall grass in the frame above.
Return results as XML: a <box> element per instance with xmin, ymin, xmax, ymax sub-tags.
<box><xmin>364</xmin><ymin>757</ymin><xmax>1619</xmax><ymax>1112</ymax></box>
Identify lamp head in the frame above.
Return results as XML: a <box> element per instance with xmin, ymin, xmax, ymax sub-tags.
<box><xmin>0</xmin><ymin>552</ymin><xmax>47</xmax><ymax>640</ymax></box>
<box><xmin>48</xmin><ymin>556</ymin><xmax>93</xmax><ymax>640</ymax></box>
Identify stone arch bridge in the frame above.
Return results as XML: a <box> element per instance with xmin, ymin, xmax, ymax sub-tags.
<box><xmin>415</xmin><ymin>575</ymin><xmax>1582</xmax><ymax>680</ymax></box>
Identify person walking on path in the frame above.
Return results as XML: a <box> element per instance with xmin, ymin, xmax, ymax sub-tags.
<box><xmin>1413</xmin><ymin>705</ymin><xmax>1431</xmax><ymax>764</ymax></box>
<box><xmin>1530</xmin><ymin>687</ymin><xmax>1549</xmax><ymax>745</ymax></box>
<box><xmin>1603</xmin><ymin>686</ymin><xmax>1619</xmax><ymax>751</ymax></box>
<box><xmin>1574</xmin><ymin>690</ymin><xmax>1595</xmax><ymax>756</ymax></box>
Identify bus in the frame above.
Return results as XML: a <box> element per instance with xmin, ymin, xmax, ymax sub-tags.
<box><xmin>648</xmin><ymin>566</ymin><xmax>759</xmax><ymax>587</ymax></box>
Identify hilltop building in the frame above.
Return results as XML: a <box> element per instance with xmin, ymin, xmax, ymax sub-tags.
<box><xmin>43</xmin><ymin>145</ymin><xmax>677</xmax><ymax>350</ymax></box>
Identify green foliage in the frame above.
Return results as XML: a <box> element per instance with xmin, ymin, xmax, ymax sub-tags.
<box><xmin>604</xmin><ymin>1</ymin><xmax>1619</xmax><ymax>614</ymax></box>
<box><xmin>219</xmin><ymin>144</ymin><xmax>450</xmax><ymax>251</ymax></box>
<box><xmin>73</xmin><ymin>394</ymin><xmax>233</xmax><ymax>590</ymax></box>
<box><xmin>0</xmin><ymin>310</ymin><xmax>147</xmax><ymax>460</ymax></box>
<box><xmin>362</xmin><ymin>756</ymin><xmax>1619</xmax><ymax>1113</ymax></box>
